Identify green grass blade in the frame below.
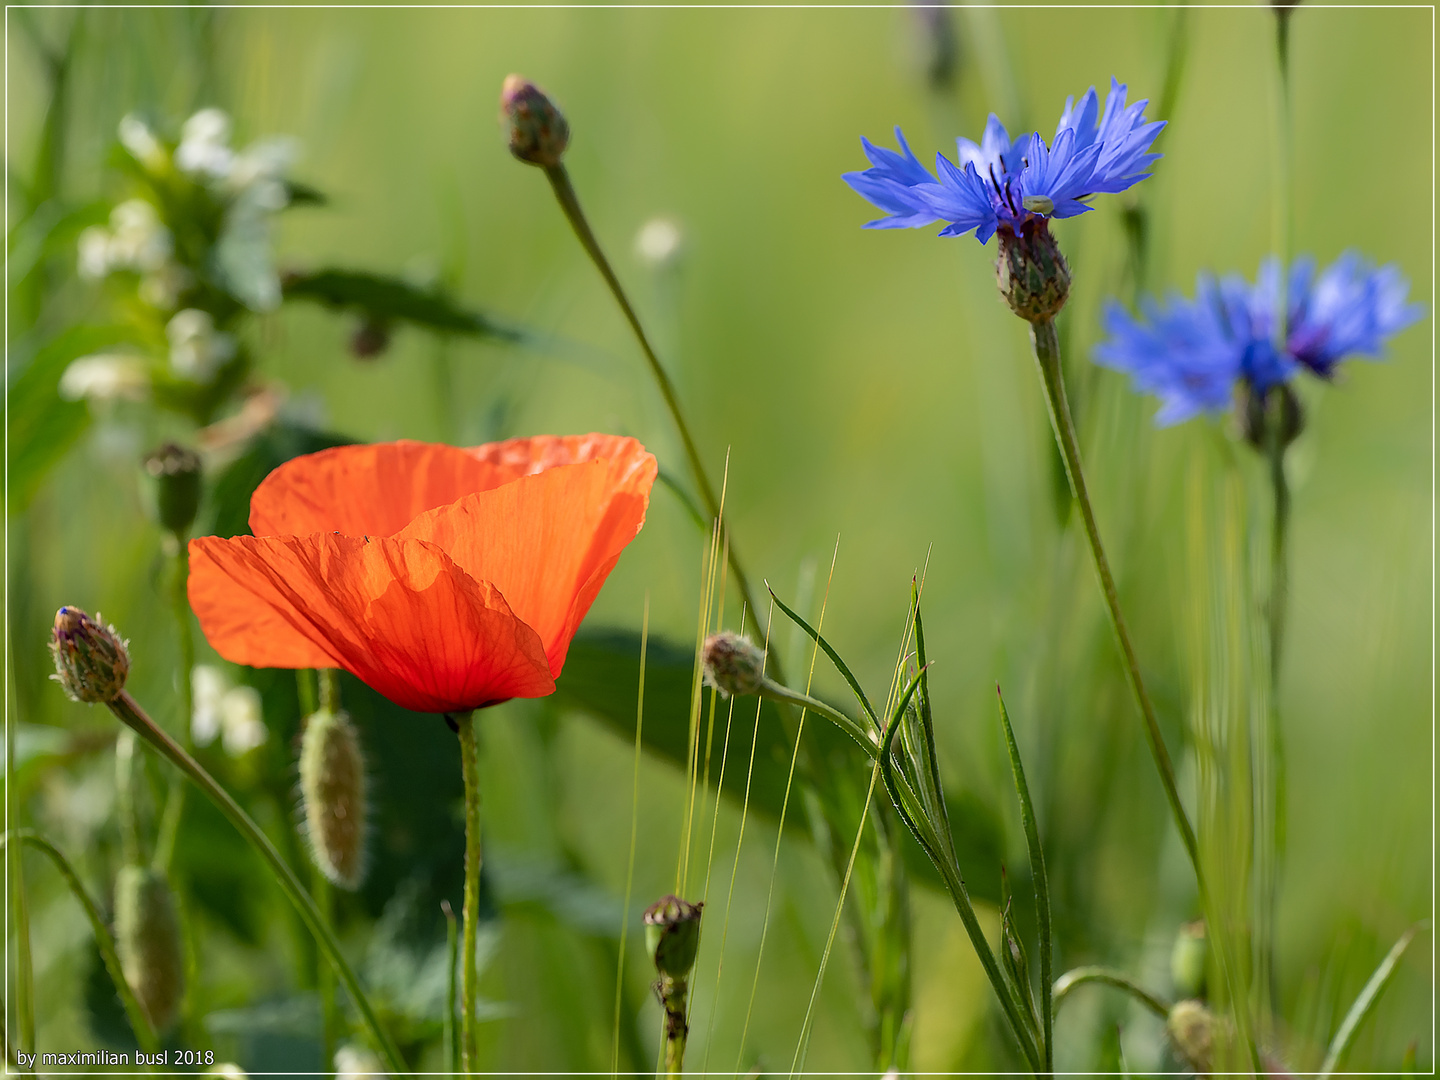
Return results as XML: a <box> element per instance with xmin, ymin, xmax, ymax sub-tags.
<box><xmin>997</xmin><ymin>688</ymin><xmax>1053</xmax><ymax>1073</ymax></box>
<box><xmin>1319</xmin><ymin>921</ymin><xmax>1427</xmax><ymax>1076</ymax></box>
<box><xmin>767</xmin><ymin>584</ymin><xmax>879</xmax><ymax>728</ymax></box>
<box><xmin>909</xmin><ymin>580</ymin><xmax>952</xmax><ymax>857</ymax></box>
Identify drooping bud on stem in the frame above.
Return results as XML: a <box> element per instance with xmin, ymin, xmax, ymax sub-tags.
<box><xmin>50</xmin><ymin>606</ymin><xmax>130</xmax><ymax>704</ymax></box>
<box><xmin>701</xmin><ymin>631</ymin><xmax>766</xmax><ymax>698</ymax></box>
<box><xmin>996</xmin><ymin>219</ymin><xmax>1071</xmax><ymax>324</ymax></box>
<box><xmin>115</xmin><ymin>864</ymin><xmax>186</xmax><ymax>1034</ymax></box>
<box><xmin>142</xmin><ymin>442</ymin><xmax>202</xmax><ymax>537</ymax></box>
<box><xmin>500</xmin><ymin>75</ymin><xmax>570</xmax><ymax>168</ymax></box>
<box><xmin>299</xmin><ymin>709</ymin><xmax>369</xmax><ymax>890</ymax></box>
<box><xmin>645</xmin><ymin>895</ymin><xmax>703</xmax><ymax>1076</ymax></box>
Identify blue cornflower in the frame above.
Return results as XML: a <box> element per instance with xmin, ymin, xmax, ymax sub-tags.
<box><xmin>843</xmin><ymin>78</ymin><xmax>1165</xmax><ymax>244</ymax></box>
<box><xmin>1094</xmin><ymin>254</ymin><xmax>1423</xmax><ymax>426</ymax></box>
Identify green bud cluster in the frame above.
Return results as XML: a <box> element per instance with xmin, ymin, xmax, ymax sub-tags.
<box><xmin>115</xmin><ymin>864</ymin><xmax>186</xmax><ymax>1034</ymax></box>
<box><xmin>500</xmin><ymin>75</ymin><xmax>570</xmax><ymax>168</ymax></box>
<box><xmin>996</xmin><ymin>219</ymin><xmax>1072</xmax><ymax>324</ymax></box>
<box><xmin>50</xmin><ymin>606</ymin><xmax>130</xmax><ymax>704</ymax></box>
<box><xmin>701</xmin><ymin>631</ymin><xmax>766</xmax><ymax>698</ymax></box>
<box><xmin>299</xmin><ymin>708</ymin><xmax>369</xmax><ymax>890</ymax></box>
<box><xmin>142</xmin><ymin>442</ymin><xmax>202</xmax><ymax>536</ymax></box>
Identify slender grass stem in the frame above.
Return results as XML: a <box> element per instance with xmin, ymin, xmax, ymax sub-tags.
<box><xmin>542</xmin><ymin>164</ymin><xmax>778</xmax><ymax>678</ymax></box>
<box><xmin>105</xmin><ymin>691</ymin><xmax>406</xmax><ymax>1075</ymax></box>
<box><xmin>1028</xmin><ymin>318</ymin><xmax>1201</xmax><ymax>880</ymax></box>
<box><xmin>2</xmin><ymin>830</ymin><xmax>160</xmax><ymax>1056</ymax></box>
<box><xmin>455</xmin><ymin>709</ymin><xmax>482</xmax><ymax>1076</ymax></box>
<box><xmin>1052</xmin><ymin>966</ymin><xmax>1171</xmax><ymax>1020</ymax></box>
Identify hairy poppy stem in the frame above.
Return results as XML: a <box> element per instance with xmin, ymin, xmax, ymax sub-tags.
<box><xmin>541</xmin><ymin>164</ymin><xmax>781</xmax><ymax>681</ymax></box>
<box><xmin>455</xmin><ymin>709</ymin><xmax>482</xmax><ymax>1076</ymax></box>
<box><xmin>105</xmin><ymin>691</ymin><xmax>406</xmax><ymax>1075</ymax></box>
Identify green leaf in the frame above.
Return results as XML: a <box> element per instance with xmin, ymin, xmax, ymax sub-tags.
<box><xmin>1319</xmin><ymin>921</ymin><xmax>1428</xmax><ymax>1077</ymax></box>
<box><xmin>766</xmin><ymin>586</ymin><xmax>879</xmax><ymax>728</ymax></box>
<box><xmin>281</xmin><ymin>268</ymin><xmax>522</xmax><ymax>341</ymax></box>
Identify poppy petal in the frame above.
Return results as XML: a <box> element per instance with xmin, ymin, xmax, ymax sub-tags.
<box><xmin>397</xmin><ymin>445</ymin><xmax>656</xmax><ymax>677</ymax></box>
<box><xmin>189</xmin><ymin>532</ymin><xmax>555</xmax><ymax>713</ymax></box>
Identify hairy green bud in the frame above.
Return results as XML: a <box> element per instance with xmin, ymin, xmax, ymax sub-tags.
<box><xmin>500</xmin><ymin>75</ymin><xmax>570</xmax><ymax>168</ymax></box>
<box><xmin>115</xmin><ymin>865</ymin><xmax>186</xmax><ymax>1034</ymax></box>
<box><xmin>701</xmin><ymin>631</ymin><xmax>766</xmax><ymax>698</ymax></box>
<box><xmin>49</xmin><ymin>606</ymin><xmax>130</xmax><ymax>704</ymax></box>
<box><xmin>142</xmin><ymin>442</ymin><xmax>202</xmax><ymax>536</ymax></box>
<box><xmin>996</xmin><ymin>219</ymin><xmax>1071</xmax><ymax>324</ymax></box>
<box><xmin>644</xmin><ymin>894</ymin><xmax>703</xmax><ymax>979</ymax></box>
<box><xmin>1170</xmin><ymin>919</ymin><xmax>1208</xmax><ymax>1001</ymax></box>
<box><xmin>300</xmin><ymin>708</ymin><xmax>369</xmax><ymax>890</ymax></box>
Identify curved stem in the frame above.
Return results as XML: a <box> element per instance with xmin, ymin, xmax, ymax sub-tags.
<box><xmin>542</xmin><ymin>164</ymin><xmax>779</xmax><ymax>681</ymax></box>
<box><xmin>1052</xmin><ymin>966</ymin><xmax>1171</xmax><ymax>1021</ymax></box>
<box><xmin>756</xmin><ymin>678</ymin><xmax>879</xmax><ymax>760</ymax></box>
<box><xmin>455</xmin><ymin>710</ymin><xmax>481</xmax><ymax>1076</ymax></box>
<box><xmin>105</xmin><ymin>692</ymin><xmax>406</xmax><ymax>1075</ymax></box>
<box><xmin>1029</xmin><ymin>319</ymin><xmax>1200</xmax><ymax>879</ymax></box>
<box><xmin>2</xmin><ymin>830</ymin><xmax>159</xmax><ymax>1055</ymax></box>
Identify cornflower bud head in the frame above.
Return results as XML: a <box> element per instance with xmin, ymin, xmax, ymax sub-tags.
<box><xmin>349</xmin><ymin>317</ymin><xmax>392</xmax><ymax>359</ymax></box>
<box><xmin>299</xmin><ymin>708</ymin><xmax>369</xmax><ymax>890</ymax></box>
<box><xmin>996</xmin><ymin>219</ymin><xmax>1071</xmax><ymax>323</ymax></box>
<box><xmin>701</xmin><ymin>631</ymin><xmax>766</xmax><ymax>697</ymax></box>
<box><xmin>115</xmin><ymin>865</ymin><xmax>186</xmax><ymax>1034</ymax></box>
<box><xmin>644</xmin><ymin>894</ymin><xmax>703</xmax><ymax>979</ymax></box>
<box><xmin>1166</xmin><ymin>998</ymin><xmax>1215</xmax><ymax>1074</ymax></box>
<box><xmin>50</xmin><ymin>606</ymin><xmax>130</xmax><ymax>703</ymax></box>
<box><xmin>1170</xmin><ymin>919</ymin><xmax>1208</xmax><ymax>1001</ymax></box>
<box><xmin>143</xmin><ymin>442</ymin><xmax>203</xmax><ymax>536</ymax></box>
<box><xmin>500</xmin><ymin>75</ymin><xmax>569</xmax><ymax>167</ymax></box>
<box><xmin>1237</xmin><ymin>380</ymin><xmax>1304</xmax><ymax>453</ymax></box>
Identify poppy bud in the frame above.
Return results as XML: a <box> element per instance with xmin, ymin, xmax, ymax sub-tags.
<box><xmin>996</xmin><ymin>218</ymin><xmax>1071</xmax><ymax>324</ymax></box>
<box><xmin>500</xmin><ymin>75</ymin><xmax>570</xmax><ymax>168</ymax></box>
<box><xmin>1166</xmin><ymin>998</ymin><xmax>1215</xmax><ymax>1074</ymax></box>
<box><xmin>349</xmin><ymin>317</ymin><xmax>391</xmax><ymax>360</ymax></box>
<box><xmin>142</xmin><ymin>442</ymin><xmax>203</xmax><ymax>536</ymax></box>
<box><xmin>49</xmin><ymin>606</ymin><xmax>130</xmax><ymax>704</ymax></box>
<box><xmin>299</xmin><ymin>708</ymin><xmax>369</xmax><ymax>890</ymax></box>
<box><xmin>701</xmin><ymin>632</ymin><xmax>766</xmax><ymax>698</ymax></box>
<box><xmin>1170</xmin><ymin>919</ymin><xmax>1208</xmax><ymax>1001</ymax></box>
<box><xmin>644</xmin><ymin>894</ymin><xmax>703</xmax><ymax>979</ymax></box>
<box><xmin>115</xmin><ymin>864</ymin><xmax>186</xmax><ymax>1034</ymax></box>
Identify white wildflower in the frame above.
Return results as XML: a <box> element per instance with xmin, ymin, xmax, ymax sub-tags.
<box><xmin>117</xmin><ymin>114</ymin><xmax>167</xmax><ymax>173</ymax></box>
<box><xmin>107</xmin><ymin>199</ymin><xmax>172</xmax><ymax>273</ymax></box>
<box><xmin>77</xmin><ymin>227</ymin><xmax>113</xmax><ymax>279</ymax></box>
<box><xmin>176</xmin><ymin>108</ymin><xmax>235</xmax><ymax>181</ymax></box>
<box><xmin>220</xmin><ymin>686</ymin><xmax>267</xmax><ymax>757</ymax></box>
<box><xmin>58</xmin><ymin>354</ymin><xmax>150</xmax><ymax>404</ymax></box>
<box><xmin>334</xmin><ymin>1045</ymin><xmax>386</xmax><ymax>1080</ymax></box>
<box><xmin>167</xmin><ymin>309</ymin><xmax>237</xmax><ymax>381</ymax></box>
<box><xmin>191</xmin><ymin>665</ymin><xmax>227</xmax><ymax>748</ymax></box>
<box><xmin>635</xmin><ymin>216</ymin><xmax>684</xmax><ymax>269</ymax></box>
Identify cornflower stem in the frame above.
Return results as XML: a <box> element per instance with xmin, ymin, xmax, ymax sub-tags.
<box><xmin>1028</xmin><ymin>319</ymin><xmax>1200</xmax><ymax>877</ymax></box>
<box><xmin>756</xmin><ymin>678</ymin><xmax>879</xmax><ymax>761</ymax></box>
<box><xmin>455</xmin><ymin>709</ymin><xmax>482</xmax><ymax>1076</ymax></box>
<box><xmin>658</xmin><ymin>973</ymin><xmax>690</xmax><ymax>1076</ymax></box>
<box><xmin>542</xmin><ymin>164</ymin><xmax>777</xmax><ymax>678</ymax></box>
<box><xmin>1052</xmin><ymin>966</ymin><xmax>1171</xmax><ymax>1021</ymax></box>
<box><xmin>153</xmin><ymin>536</ymin><xmax>194</xmax><ymax>874</ymax></box>
<box><xmin>105</xmin><ymin>691</ymin><xmax>406</xmax><ymax>1075</ymax></box>
<box><xmin>7</xmin><ymin>687</ymin><xmax>36</xmax><ymax>1055</ymax></box>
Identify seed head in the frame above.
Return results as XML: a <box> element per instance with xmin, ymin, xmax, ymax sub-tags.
<box><xmin>500</xmin><ymin>75</ymin><xmax>570</xmax><ymax>168</ymax></box>
<box><xmin>50</xmin><ymin>606</ymin><xmax>130</xmax><ymax>704</ymax></box>
<box><xmin>995</xmin><ymin>218</ymin><xmax>1071</xmax><ymax>324</ymax></box>
<box><xmin>143</xmin><ymin>442</ymin><xmax>203</xmax><ymax>536</ymax></box>
<box><xmin>115</xmin><ymin>865</ymin><xmax>186</xmax><ymax>1034</ymax></box>
<box><xmin>644</xmin><ymin>894</ymin><xmax>703</xmax><ymax>979</ymax></box>
<box><xmin>701</xmin><ymin>631</ymin><xmax>766</xmax><ymax>697</ymax></box>
<box><xmin>299</xmin><ymin>708</ymin><xmax>369</xmax><ymax>890</ymax></box>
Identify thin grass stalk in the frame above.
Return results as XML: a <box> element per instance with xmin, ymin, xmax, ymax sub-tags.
<box><xmin>2</xmin><ymin>831</ymin><xmax>159</xmax><ymax>1056</ymax></box>
<box><xmin>153</xmin><ymin>541</ymin><xmax>194</xmax><ymax>873</ymax></box>
<box><xmin>454</xmin><ymin>709</ymin><xmax>481</xmax><ymax>1076</ymax></box>
<box><xmin>610</xmin><ymin>598</ymin><xmax>648</xmax><ymax>1079</ymax></box>
<box><xmin>1318</xmin><ymin>922</ymin><xmax>1427</xmax><ymax>1077</ymax></box>
<box><xmin>1051</xmin><ymin>966</ymin><xmax>1171</xmax><ymax>1020</ymax></box>
<box><xmin>104</xmin><ymin>691</ymin><xmax>405</xmax><ymax>1074</ymax></box>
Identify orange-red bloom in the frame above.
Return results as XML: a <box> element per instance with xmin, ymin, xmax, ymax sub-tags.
<box><xmin>189</xmin><ymin>435</ymin><xmax>656</xmax><ymax>714</ymax></box>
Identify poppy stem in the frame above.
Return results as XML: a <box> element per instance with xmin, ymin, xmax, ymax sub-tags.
<box><xmin>541</xmin><ymin>164</ymin><xmax>781</xmax><ymax>681</ymax></box>
<box><xmin>455</xmin><ymin>709</ymin><xmax>482</xmax><ymax>1076</ymax></box>
<box><xmin>104</xmin><ymin>690</ymin><xmax>407</xmax><ymax>1076</ymax></box>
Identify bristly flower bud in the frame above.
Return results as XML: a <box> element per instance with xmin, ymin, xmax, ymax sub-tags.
<box><xmin>1170</xmin><ymin>919</ymin><xmax>1208</xmax><ymax>1001</ymax></box>
<box><xmin>50</xmin><ymin>606</ymin><xmax>130</xmax><ymax>703</ymax></box>
<box><xmin>143</xmin><ymin>442</ymin><xmax>203</xmax><ymax>536</ymax></box>
<box><xmin>115</xmin><ymin>864</ymin><xmax>186</xmax><ymax>1034</ymax></box>
<box><xmin>996</xmin><ymin>218</ymin><xmax>1071</xmax><ymax>324</ymax></box>
<box><xmin>701</xmin><ymin>631</ymin><xmax>766</xmax><ymax>697</ymax></box>
<box><xmin>644</xmin><ymin>894</ymin><xmax>703</xmax><ymax>979</ymax></box>
<box><xmin>299</xmin><ymin>708</ymin><xmax>369</xmax><ymax>890</ymax></box>
<box><xmin>1166</xmin><ymin>998</ymin><xmax>1215</xmax><ymax>1075</ymax></box>
<box><xmin>1237</xmin><ymin>380</ymin><xmax>1304</xmax><ymax>453</ymax></box>
<box><xmin>500</xmin><ymin>75</ymin><xmax>570</xmax><ymax>168</ymax></box>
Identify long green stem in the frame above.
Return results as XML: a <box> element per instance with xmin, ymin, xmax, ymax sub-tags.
<box><xmin>442</xmin><ymin>899</ymin><xmax>459</xmax><ymax>1076</ymax></box>
<box><xmin>542</xmin><ymin>164</ymin><xmax>779</xmax><ymax>680</ymax></box>
<box><xmin>105</xmin><ymin>691</ymin><xmax>405</xmax><ymax>1074</ymax></box>
<box><xmin>756</xmin><ymin>678</ymin><xmax>878</xmax><ymax>760</ymax></box>
<box><xmin>8</xmin><ymin>682</ymin><xmax>35</xmax><ymax>1056</ymax></box>
<box><xmin>2</xmin><ymin>831</ymin><xmax>159</xmax><ymax>1055</ymax></box>
<box><xmin>1052</xmin><ymin>966</ymin><xmax>1171</xmax><ymax>1020</ymax></box>
<box><xmin>455</xmin><ymin>710</ymin><xmax>481</xmax><ymax>1076</ymax></box>
<box><xmin>153</xmin><ymin>539</ymin><xmax>194</xmax><ymax>873</ymax></box>
<box><xmin>659</xmin><ymin>974</ymin><xmax>689</xmax><ymax>1076</ymax></box>
<box><xmin>1029</xmin><ymin>319</ymin><xmax>1200</xmax><ymax>879</ymax></box>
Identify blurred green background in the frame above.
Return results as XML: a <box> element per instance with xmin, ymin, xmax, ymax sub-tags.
<box><xmin>6</xmin><ymin>4</ymin><xmax>1431</xmax><ymax>1074</ymax></box>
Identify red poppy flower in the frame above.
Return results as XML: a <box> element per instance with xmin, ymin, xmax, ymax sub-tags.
<box><xmin>188</xmin><ymin>435</ymin><xmax>656</xmax><ymax>714</ymax></box>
